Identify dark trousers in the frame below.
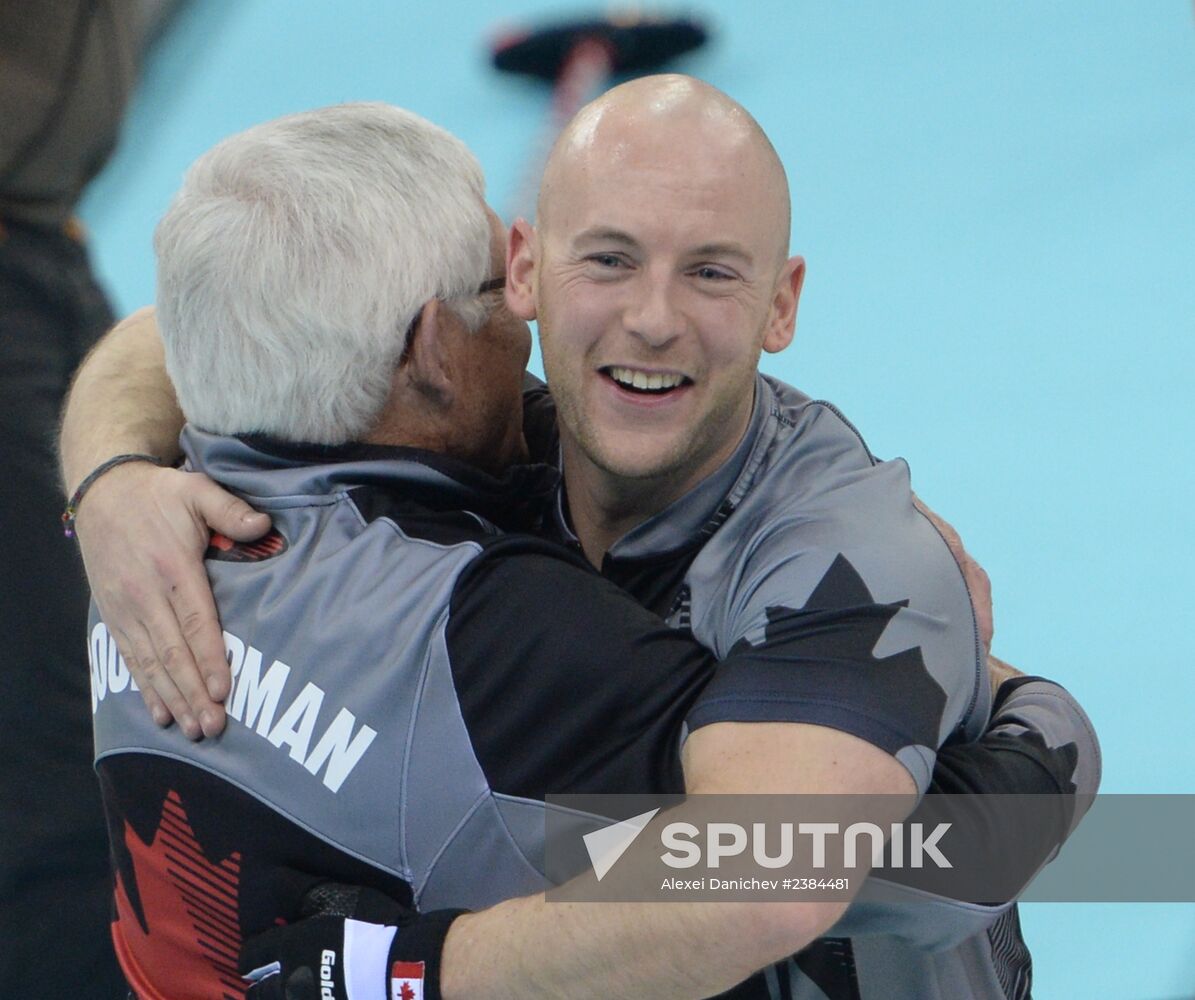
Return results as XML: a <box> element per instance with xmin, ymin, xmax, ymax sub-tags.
<box><xmin>0</xmin><ymin>218</ymin><xmax>128</xmax><ymax>996</ymax></box>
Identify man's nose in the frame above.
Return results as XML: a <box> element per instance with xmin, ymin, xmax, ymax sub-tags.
<box><xmin>623</xmin><ymin>274</ymin><xmax>683</xmax><ymax>349</ymax></box>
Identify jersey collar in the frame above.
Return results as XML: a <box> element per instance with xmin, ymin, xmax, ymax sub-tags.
<box><xmin>180</xmin><ymin>426</ymin><xmax>560</xmax><ymax>534</ymax></box>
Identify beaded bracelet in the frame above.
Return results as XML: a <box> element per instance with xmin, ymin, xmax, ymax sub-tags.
<box><xmin>62</xmin><ymin>453</ymin><xmax>164</xmax><ymax>538</ymax></box>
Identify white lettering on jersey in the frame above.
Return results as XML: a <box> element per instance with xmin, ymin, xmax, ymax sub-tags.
<box><xmin>88</xmin><ymin>621</ymin><xmax>139</xmax><ymax>713</ymax></box>
<box><xmin>230</xmin><ymin>645</ymin><xmax>291</xmax><ymax>736</ymax></box>
<box><xmin>303</xmin><ymin>708</ymin><xmax>378</xmax><ymax>793</ymax></box>
<box><xmin>268</xmin><ymin>681</ymin><xmax>325</xmax><ymax>761</ymax></box>
<box><xmin>90</xmin><ymin>622</ymin><xmax>376</xmax><ymax>793</ymax></box>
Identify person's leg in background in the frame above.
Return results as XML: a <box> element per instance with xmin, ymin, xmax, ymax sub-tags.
<box><xmin>0</xmin><ymin>218</ymin><xmax>128</xmax><ymax>996</ymax></box>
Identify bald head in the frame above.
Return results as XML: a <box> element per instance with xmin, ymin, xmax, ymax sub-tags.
<box><xmin>538</xmin><ymin>74</ymin><xmax>791</xmax><ymax>263</ymax></box>
<box><xmin>506</xmin><ymin>74</ymin><xmax>806</xmax><ymax>520</ymax></box>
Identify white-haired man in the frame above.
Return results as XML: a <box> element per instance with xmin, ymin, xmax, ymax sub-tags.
<box><xmin>64</xmin><ymin>84</ymin><xmax>1096</xmax><ymax>1000</ymax></box>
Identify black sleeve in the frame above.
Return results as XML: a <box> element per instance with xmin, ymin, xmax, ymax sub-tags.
<box><xmin>445</xmin><ymin>535</ymin><xmax>716</xmax><ymax>800</ymax></box>
<box><xmin>892</xmin><ymin>677</ymin><xmax>1097</xmax><ymax>904</ymax></box>
<box><xmin>929</xmin><ymin>676</ymin><xmax>1088</xmax><ymax>798</ymax></box>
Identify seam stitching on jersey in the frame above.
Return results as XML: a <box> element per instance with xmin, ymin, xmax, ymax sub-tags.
<box><xmin>417</xmin><ymin>793</ymin><xmax>548</xmax><ymax>905</ymax></box>
<box><xmin>911</xmin><ymin>500</ymin><xmax>986</xmax><ymax>729</ymax></box>
<box><xmin>234</xmin><ymin>491</ymin><xmax>345</xmax><ymax>511</ymax></box>
<box><xmin>809</xmin><ymin>398</ymin><xmax>880</xmax><ymax>467</ymax></box>
<box><xmin>400</xmin><ymin>605</ymin><xmax>451</xmax><ymax>882</ymax></box>
<box><xmin>486</xmin><ymin>796</ymin><xmax>551</xmax><ymax>878</ymax></box>
<box><xmin>345</xmin><ymin>490</ymin><xmax>488</xmax><ymax>557</ymax></box>
<box><xmin>414</xmin><ymin>789</ymin><xmax>490</xmax><ymax>903</ymax></box>
<box><xmin>687</xmin><ymin>694</ymin><xmax>924</xmax><ymax>747</ymax></box>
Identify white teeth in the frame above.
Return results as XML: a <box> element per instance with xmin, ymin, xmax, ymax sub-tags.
<box><xmin>608</xmin><ymin>366</ymin><xmax>685</xmax><ymax>391</ymax></box>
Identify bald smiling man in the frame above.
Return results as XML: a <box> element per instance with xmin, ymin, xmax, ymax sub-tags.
<box><xmin>513</xmin><ymin>76</ymin><xmax>804</xmax><ymax>564</ymax></box>
<box><xmin>60</xmin><ymin>77</ymin><xmax>1097</xmax><ymax>999</ymax></box>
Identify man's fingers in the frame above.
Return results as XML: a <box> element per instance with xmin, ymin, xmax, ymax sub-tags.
<box><xmin>116</xmin><ymin>622</ymin><xmax>201</xmax><ymax>739</ymax></box>
<box><xmin>76</xmin><ymin>466</ymin><xmax>259</xmax><ymax>736</ymax></box>
<box><xmin>96</xmin><ymin>589</ymin><xmax>219</xmax><ymax>737</ymax></box>
<box><xmin>135</xmin><ymin>681</ymin><xmax>172</xmax><ymax>729</ymax></box>
<box><xmin>168</xmin><ymin>474</ymin><xmax>266</xmax><ymax>726</ymax></box>
<box><xmin>137</xmin><ymin>580</ymin><xmax>224</xmax><ymax>735</ymax></box>
<box><xmin>145</xmin><ymin>612</ymin><xmax>226</xmax><ymax>739</ymax></box>
<box><xmin>103</xmin><ymin>570</ymin><xmax>213</xmax><ymax>738</ymax></box>
<box><xmin>987</xmin><ymin>654</ymin><xmax>1023</xmax><ymax>701</ymax></box>
<box><xmin>75</xmin><ymin>463</ymin><xmax>239</xmax><ymax>734</ymax></box>
<box><xmin>168</xmin><ymin>562</ymin><xmax>234</xmax><ymax>713</ymax></box>
<box><xmin>194</xmin><ymin>476</ymin><xmax>272</xmax><ymax>542</ymax></box>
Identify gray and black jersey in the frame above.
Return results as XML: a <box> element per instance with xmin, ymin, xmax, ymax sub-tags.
<box><xmin>91</xmin><ymin>430</ymin><xmax>725</xmax><ymax>998</ymax></box>
<box><xmin>527</xmin><ymin>372</ymin><xmax>1100</xmax><ymax>1000</ymax></box>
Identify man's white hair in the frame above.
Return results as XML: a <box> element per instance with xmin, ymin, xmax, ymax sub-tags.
<box><xmin>155</xmin><ymin>102</ymin><xmax>490</xmax><ymax>443</ymax></box>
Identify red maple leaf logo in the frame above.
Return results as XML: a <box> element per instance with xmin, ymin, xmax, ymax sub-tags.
<box><xmin>399</xmin><ymin>983</ymin><xmax>416</xmax><ymax>1000</ymax></box>
<box><xmin>111</xmin><ymin>790</ymin><xmax>244</xmax><ymax>998</ymax></box>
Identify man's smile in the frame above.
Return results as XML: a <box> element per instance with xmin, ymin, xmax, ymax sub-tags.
<box><xmin>599</xmin><ymin>365</ymin><xmax>693</xmax><ymax>398</ymax></box>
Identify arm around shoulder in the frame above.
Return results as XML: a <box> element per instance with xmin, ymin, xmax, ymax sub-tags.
<box><xmin>61</xmin><ymin>306</ymin><xmax>271</xmax><ymax>739</ymax></box>
<box><xmin>59</xmin><ymin>306</ymin><xmax>183</xmax><ymax>493</ymax></box>
<box><xmin>438</xmin><ymin>547</ymin><xmax>919</xmax><ymax>1000</ymax></box>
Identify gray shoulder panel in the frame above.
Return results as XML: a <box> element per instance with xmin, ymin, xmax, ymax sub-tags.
<box><xmin>683</xmin><ymin>377</ymin><xmax>986</xmax><ymax>792</ymax></box>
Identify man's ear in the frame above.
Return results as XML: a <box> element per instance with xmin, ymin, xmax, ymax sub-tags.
<box><xmin>762</xmin><ymin>255</ymin><xmax>806</xmax><ymax>355</ymax></box>
<box><xmin>401</xmin><ymin>299</ymin><xmax>453</xmax><ymax>406</ymax></box>
<box><xmin>506</xmin><ymin>218</ymin><xmax>538</xmax><ymax>321</ymax></box>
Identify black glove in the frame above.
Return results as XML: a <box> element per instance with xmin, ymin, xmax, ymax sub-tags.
<box><xmin>240</xmin><ymin>875</ymin><xmax>465</xmax><ymax>1000</ymax></box>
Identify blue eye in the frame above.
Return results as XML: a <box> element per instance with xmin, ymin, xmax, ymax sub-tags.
<box><xmin>693</xmin><ymin>266</ymin><xmax>733</xmax><ymax>281</ymax></box>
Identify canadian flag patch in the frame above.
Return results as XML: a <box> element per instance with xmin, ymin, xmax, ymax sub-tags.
<box><xmin>390</xmin><ymin>960</ymin><xmax>425</xmax><ymax>1000</ymax></box>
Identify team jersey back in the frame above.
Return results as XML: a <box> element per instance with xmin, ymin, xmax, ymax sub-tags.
<box><xmin>91</xmin><ymin>429</ymin><xmax>711</xmax><ymax>998</ymax></box>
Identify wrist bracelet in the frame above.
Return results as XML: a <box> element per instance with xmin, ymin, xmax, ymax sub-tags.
<box><xmin>62</xmin><ymin>453</ymin><xmax>164</xmax><ymax>538</ymax></box>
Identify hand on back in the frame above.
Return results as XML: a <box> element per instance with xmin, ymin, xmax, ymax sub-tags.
<box><xmin>76</xmin><ymin>461</ymin><xmax>270</xmax><ymax>738</ymax></box>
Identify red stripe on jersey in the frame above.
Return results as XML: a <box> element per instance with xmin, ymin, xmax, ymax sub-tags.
<box><xmin>111</xmin><ymin>789</ymin><xmax>244</xmax><ymax>999</ymax></box>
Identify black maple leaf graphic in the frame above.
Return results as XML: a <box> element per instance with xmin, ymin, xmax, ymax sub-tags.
<box><xmin>725</xmin><ymin>553</ymin><xmax>947</xmax><ymax>753</ymax></box>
